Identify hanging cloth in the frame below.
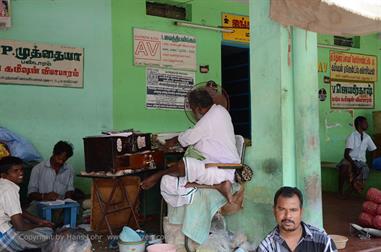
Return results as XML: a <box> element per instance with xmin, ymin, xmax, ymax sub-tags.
<box><xmin>270</xmin><ymin>0</ymin><xmax>381</xmax><ymax>35</ymax></box>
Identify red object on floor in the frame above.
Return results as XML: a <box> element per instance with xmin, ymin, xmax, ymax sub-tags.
<box><xmin>366</xmin><ymin>188</ymin><xmax>381</xmax><ymax>204</ymax></box>
<box><xmin>373</xmin><ymin>215</ymin><xmax>381</xmax><ymax>229</ymax></box>
<box><xmin>362</xmin><ymin>201</ymin><xmax>378</xmax><ymax>215</ymax></box>
<box><xmin>359</xmin><ymin>212</ymin><xmax>374</xmax><ymax>227</ymax></box>
<box><xmin>377</xmin><ymin>205</ymin><xmax>381</xmax><ymax>215</ymax></box>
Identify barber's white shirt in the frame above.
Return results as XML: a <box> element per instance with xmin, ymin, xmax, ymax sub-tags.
<box><xmin>0</xmin><ymin>178</ymin><xmax>22</xmax><ymax>234</ymax></box>
<box><xmin>346</xmin><ymin>131</ymin><xmax>377</xmax><ymax>162</ymax></box>
<box><xmin>178</xmin><ymin>104</ymin><xmax>240</xmax><ymax>164</ymax></box>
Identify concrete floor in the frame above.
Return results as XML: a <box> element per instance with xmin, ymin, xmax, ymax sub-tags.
<box><xmin>323</xmin><ymin>192</ymin><xmax>381</xmax><ymax>252</ymax></box>
<box><xmin>91</xmin><ymin>192</ymin><xmax>381</xmax><ymax>251</ymax></box>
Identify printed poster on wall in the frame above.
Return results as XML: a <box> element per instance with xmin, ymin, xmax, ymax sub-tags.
<box><xmin>134</xmin><ymin>28</ymin><xmax>196</xmax><ymax>71</ymax></box>
<box><xmin>0</xmin><ymin>40</ymin><xmax>84</xmax><ymax>88</ymax></box>
<box><xmin>146</xmin><ymin>67</ymin><xmax>195</xmax><ymax>110</ymax></box>
<box><xmin>0</xmin><ymin>0</ymin><xmax>11</xmax><ymax>28</ymax></box>
<box><xmin>330</xmin><ymin>51</ymin><xmax>377</xmax><ymax>82</ymax></box>
<box><xmin>222</xmin><ymin>13</ymin><xmax>250</xmax><ymax>43</ymax></box>
<box><xmin>330</xmin><ymin>81</ymin><xmax>374</xmax><ymax>109</ymax></box>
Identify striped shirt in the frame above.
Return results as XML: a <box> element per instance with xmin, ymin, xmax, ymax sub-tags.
<box><xmin>256</xmin><ymin>222</ymin><xmax>337</xmax><ymax>252</ymax></box>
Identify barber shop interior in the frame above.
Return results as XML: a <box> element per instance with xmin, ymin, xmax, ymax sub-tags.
<box><xmin>0</xmin><ymin>0</ymin><xmax>381</xmax><ymax>251</ymax></box>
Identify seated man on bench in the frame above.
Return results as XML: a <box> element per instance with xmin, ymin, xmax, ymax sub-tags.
<box><xmin>337</xmin><ymin>116</ymin><xmax>377</xmax><ymax>195</ymax></box>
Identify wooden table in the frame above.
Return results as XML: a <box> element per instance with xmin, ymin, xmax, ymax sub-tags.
<box><xmin>78</xmin><ymin>151</ymin><xmax>184</xmax><ymax>236</ymax></box>
<box><xmin>78</xmin><ymin>173</ymin><xmax>142</xmax><ymax>235</ymax></box>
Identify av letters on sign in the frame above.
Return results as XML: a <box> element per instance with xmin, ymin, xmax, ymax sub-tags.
<box><xmin>134</xmin><ymin>28</ymin><xmax>196</xmax><ymax>71</ymax></box>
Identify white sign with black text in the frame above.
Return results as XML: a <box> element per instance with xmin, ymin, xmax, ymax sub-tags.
<box><xmin>146</xmin><ymin>67</ymin><xmax>195</xmax><ymax>110</ymax></box>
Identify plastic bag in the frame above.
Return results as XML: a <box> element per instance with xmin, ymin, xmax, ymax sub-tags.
<box><xmin>196</xmin><ymin>214</ymin><xmax>230</xmax><ymax>252</ymax></box>
<box><xmin>43</xmin><ymin>228</ymin><xmax>92</xmax><ymax>252</ymax></box>
<box><xmin>0</xmin><ymin>127</ymin><xmax>42</xmax><ymax>161</ymax></box>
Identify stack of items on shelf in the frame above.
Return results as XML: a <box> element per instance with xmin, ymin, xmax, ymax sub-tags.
<box><xmin>358</xmin><ymin>188</ymin><xmax>381</xmax><ymax>229</ymax></box>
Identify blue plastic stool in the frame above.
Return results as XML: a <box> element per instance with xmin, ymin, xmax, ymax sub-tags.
<box><xmin>37</xmin><ymin>202</ymin><xmax>80</xmax><ymax>228</ymax></box>
<box><xmin>373</xmin><ymin>157</ymin><xmax>381</xmax><ymax>171</ymax></box>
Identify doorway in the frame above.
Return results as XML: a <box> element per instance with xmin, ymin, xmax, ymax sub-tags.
<box><xmin>221</xmin><ymin>44</ymin><xmax>251</xmax><ymax>139</ymax></box>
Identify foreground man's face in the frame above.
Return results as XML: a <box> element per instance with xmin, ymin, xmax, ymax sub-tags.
<box><xmin>274</xmin><ymin>195</ymin><xmax>303</xmax><ymax>233</ymax></box>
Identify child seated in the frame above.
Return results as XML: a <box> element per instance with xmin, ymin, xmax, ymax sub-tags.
<box><xmin>0</xmin><ymin>156</ymin><xmax>53</xmax><ymax>251</ymax></box>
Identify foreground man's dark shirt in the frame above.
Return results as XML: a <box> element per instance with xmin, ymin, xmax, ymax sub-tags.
<box><xmin>256</xmin><ymin>222</ymin><xmax>337</xmax><ymax>252</ymax></box>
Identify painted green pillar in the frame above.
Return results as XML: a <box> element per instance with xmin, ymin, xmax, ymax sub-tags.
<box><xmin>225</xmin><ymin>0</ymin><xmax>322</xmax><ymax>245</ymax></box>
<box><xmin>292</xmin><ymin>28</ymin><xmax>323</xmax><ymax>228</ymax></box>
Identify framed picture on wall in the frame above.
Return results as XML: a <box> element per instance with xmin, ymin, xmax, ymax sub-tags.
<box><xmin>0</xmin><ymin>0</ymin><xmax>11</xmax><ymax>28</ymax></box>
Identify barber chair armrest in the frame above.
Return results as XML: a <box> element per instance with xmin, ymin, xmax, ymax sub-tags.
<box><xmin>205</xmin><ymin>163</ymin><xmax>243</xmax><ymax>169</ymax></box>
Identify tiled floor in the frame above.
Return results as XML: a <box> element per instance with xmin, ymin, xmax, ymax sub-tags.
<box><xmin>323</xmin><ymin>192</ymin><xmax>381</xmax><ymax>251</ymax></box>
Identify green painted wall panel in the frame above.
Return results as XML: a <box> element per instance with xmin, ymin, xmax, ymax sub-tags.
<box><xmin>227</xmin><ymin>0</ymin><xmax>289</xmax><ymax>244</ymax></box>
<box><xmin>293</xmin><ymin>28</ymin><xmax>322</xmax><ymax>228</ymax></box>
<box><xmin>318</xmin><ymin>34</ymin><xmax>381</xmax><ymax>192</ymax></box>
<box><xmin>318</xmin><ymin>34</ymin><xmax>381</xmax><ymax>163</ymax></box>
<box><xmin>0</xmin><ymin>0</ymin><xmax>113</xmax><ymax>193</ymax></box>
<box><xmin>111</xmin><ymin>0</ymin><xmax>249</xmax><ymax>132</ymax></box>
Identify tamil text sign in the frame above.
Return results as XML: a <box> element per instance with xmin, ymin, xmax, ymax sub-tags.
<box><xmin>330</xmin><ymin>81</ymin><xmax>374</xmax><ymax>109</ymax></box>
<box><xmin>134</xmin><ymin>28</ymin><xmax>196</xmax><ymax>71</ymax></box>
<box><xmin>222</xmin><ymin>13</ymin><xmax>249</xmax><ymax>43</ymax></box>
<box><xmin>146</xmin><ymin>67</ymin><xmax>194</xmax><ymax>110</ymax></box>
<box><xmin>330</xmin><ymin>51</ymin><xmax>377</xmax><ymax>82</ymax></box>
<box><xmin>0</xmin><ymin>40</ymin><xmax>83</xmax><ymax>88</ymax></box>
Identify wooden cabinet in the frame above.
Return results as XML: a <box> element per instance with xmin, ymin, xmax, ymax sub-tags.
<box><xmin>83</xmin><ymin>134</ymin><xmax>152</xmax><ymax>172</ymax></box>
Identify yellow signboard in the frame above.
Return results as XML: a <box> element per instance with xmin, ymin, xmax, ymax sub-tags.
<box><xmin>222</xmin><ymin>13</ymin><xmax>250</xmax><ymax>43</ymax></box>
<box><xmin>330</xmin><ymin>51</ymin><xmax>377</xmax><ymax>82</ymax></box>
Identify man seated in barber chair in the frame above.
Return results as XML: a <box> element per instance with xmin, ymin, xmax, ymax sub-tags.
<box><xmin>141</xmin><ymin>87</ymin><xmax>243</xmax><ymax>206</ymax></box>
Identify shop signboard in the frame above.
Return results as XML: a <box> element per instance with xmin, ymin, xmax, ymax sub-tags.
<box><xmin>134</xmin><ymin>28</ymin><xmax>196</xmax><ymax>71</ymax></box>
<box><xmin>0</xmin><ymin>39</ymin><xmax>84</xmax><ymax>88</ymax></box>
<box><xmin>221</xmin><ymin>13</ymin><xmax>250</xmax><ymax>43</ymax></box>
<box><xmin>146</xmin><ymin>67</ymin><xmax>195</xmax><ymax>110</ymax></box>
<box><xmin>330</xmin><ymin>81</ymin><xmax>374</xmax><ymax>109</ymax></box>
<box><xmin>330</xmin><ymin>51</ymin><xmax>377</xmax><ymax>82</ymax></box>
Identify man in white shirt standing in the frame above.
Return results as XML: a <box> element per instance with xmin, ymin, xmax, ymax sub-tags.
<box><xmin>0</xmin><ymin>156</ymin><xmax>53</xmax><ymax>251</ymax></box>
<box><xmin>337</xmin><ymin>116</ymin><xmax>377</xmax><ymax>195</ymax></box>
<box><xmin>141</xmin><ymin>87</ymin><xmax>240</xmax><ymax>207</ymax></box>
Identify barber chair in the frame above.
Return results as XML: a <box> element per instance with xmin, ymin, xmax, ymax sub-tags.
<box><xmin>160</xmin><ymin>135</ymin><xmax>251</xmax><ymax>252</ymax></box>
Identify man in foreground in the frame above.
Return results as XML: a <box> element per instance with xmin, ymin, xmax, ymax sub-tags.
<box><xmin>256</xmin><ymin>186</ymin><xmax>337</xmax><ymax>252</ymax></box>
<box><xmin>0</xmin><ymin>156</ymin><xmax>53</xmax><ymax>251</ymax></box>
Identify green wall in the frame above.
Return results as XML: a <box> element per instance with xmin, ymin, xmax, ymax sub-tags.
<box><xmin>112</xmin><ymin>0</ymin><xmax>248</xmax><ymax>132</ymax></box>
<box><xmin>0</xmin><ymin>0</ymin><xmax>113</xmax><ymax>193</ymax></box>
<box><xmin>226</xmin><ymin>0</ymin><xmax>323</xmax><ymax>244</ymax></box>
<box><xmin>318</xmin><ymin>34</ymin><xmax>381</xmax><ymax>192</ymax></box>
<box><xmin>318</xmin><ymin>34</ymin><xmax>381</xmax><ymax>163</ymax></box>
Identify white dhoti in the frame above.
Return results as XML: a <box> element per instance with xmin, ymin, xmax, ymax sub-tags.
<box><xmin>160</xmin><ymin>157</ymin><xmax>235</xmax><ymax>207</ymax></box>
